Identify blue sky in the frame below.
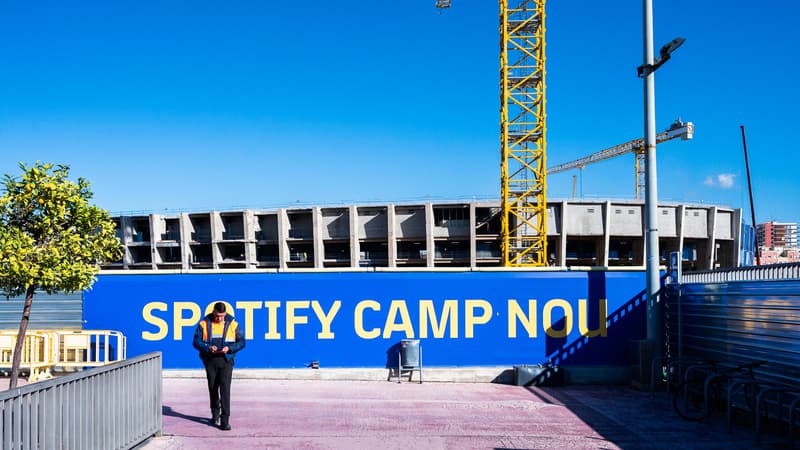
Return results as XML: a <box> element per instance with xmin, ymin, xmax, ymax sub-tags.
<box><xmin>0</xmin><ymin>1</ymin><xmax>797</xmax><ymax>225</ymax></box>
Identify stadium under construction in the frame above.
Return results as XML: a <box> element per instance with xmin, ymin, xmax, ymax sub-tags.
<box><xmin>103</xmin><ymin>199</ymin><xmax>748</xmax><ymax>273</ymax></box>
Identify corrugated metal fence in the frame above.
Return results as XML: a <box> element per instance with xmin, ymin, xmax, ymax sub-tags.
<box><xmin>0</xmin><ymin>352</ymin><xmax>162</xmax><ymax>450</ymax></box>
<box><xmin>680</xmin><ymin>262</ymin><xmax>800</xmax><ymax>283</ymax></box>
<box><xmin>0</xmin><ymin>291</ymin><xmax>83</xmax><ymax>330</ymax></box>
<box><xmin>665</xmin><ymin>262</ymin><xmax>800</xmax><ymax>386</ymax></box>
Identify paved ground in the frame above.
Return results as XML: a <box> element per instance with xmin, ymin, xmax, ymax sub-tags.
<box><xmin>139</xmin><ymin>377</ymin><xmax>790</xmax><ymax>450</ymax></box>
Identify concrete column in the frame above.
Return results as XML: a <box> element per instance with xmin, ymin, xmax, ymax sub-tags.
<box><xmin>210</xmin><ymin>212</ymin><xmax>221</xmax><ymax>269</ymax></box>
<box><xmin>244</xmin><ymin>210</ymin><xmax>256</xmax><ymax>269</ymax></box>
<box><xmin>707</xmin><ymin>206</ymin><xmax>718</xmax><ymax>270</ymax></box>
<box><xmin>278</xmin><ymin>209</ymin><xmax>289</xmax><ymax>270</ymax></box>
<box><xmin>387</xmin><ymin>205</ymin><xmax>397</xmax><ymax>268</ymax></box>
<box><xmin>121</xmin><ymin>216</ymin><xmax>132</xmax><ymax>269</ymax></box>
<box><xmin>313</xmin><ymin>207</ymin><xmax>324</xmax><ymax>268</ymax></box>
<box><xmin>349</xmin><ymin>205</ymin><xmax>359</xmax><ymax>268</ymax></box>
<box><xmin>150</xmin><ymin>214</ymin><xmax>161</xmax><ymax>268</ymax></box>
<box><xmin>180</xmin><ymin>213</ymin><xmax>191</xmax><ymax>271</ymax></box>
<box><xmin>469</xmin><ymin>203</ymin><xmax>477</xmax><ymax>268</ymax></box>
<box><xmin>147</xmin><ymin>214</ymin><xmax>157</xmax><ymax>270</ymax></box>
<box><xmin>425</xmin><ymin>203</ymin><xmax>435</xmax><ymax>267</ymax></box>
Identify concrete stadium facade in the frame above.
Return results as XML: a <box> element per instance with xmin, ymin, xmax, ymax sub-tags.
<box><xmin>104</xmin><ymin>199</ymin><xmax>745</xmax><ymax>272</ymax></box>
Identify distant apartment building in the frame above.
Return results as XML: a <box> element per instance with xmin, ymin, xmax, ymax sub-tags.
<box><xmin>758</xmin><ymin>247</ymin><xmax>800</xmax><ymax>264</ymax></box>
<box><xmin>756</xmin><ymin>221</ymin><xmax>799</xmax><ymax>264</ymax></box>
<box><xmin>756</xmin><ymin>221</ymin><xmax>798</xmax><ymax>249</ymax></box>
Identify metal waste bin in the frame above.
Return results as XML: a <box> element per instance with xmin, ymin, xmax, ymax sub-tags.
<box><xmin>394</xmin><ymin>339</ymin><xmax>422</xmax><ymax>383</ymax></box>
<box><xmin>400</xmin><ymin>339</ymin><xmax>420</xmax><ymax>367</ymax></box>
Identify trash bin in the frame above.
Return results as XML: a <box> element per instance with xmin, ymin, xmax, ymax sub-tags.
<box><xmin>400</xmin><ymin>339</ymin><xmax>420</xmax><ymax>367</ymax></box>
<box><xmin>392</xmin><ymin>339</ymin><xmax>422</xmax><ymax>384</ymax></box>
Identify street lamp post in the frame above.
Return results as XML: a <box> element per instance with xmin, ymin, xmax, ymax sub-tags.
<box><xmin>637</xmin><ymin>0</ymin><xmax>685</xmax><ymax>358</ymax></box>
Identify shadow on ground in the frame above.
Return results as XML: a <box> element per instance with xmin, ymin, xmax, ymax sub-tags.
<box><xmin>162</xmin><ymin>405</ymin><xmax>212</xmax><ymax>426</ymax></box>
<box><xmin>521</xmin><ymin>385</ymin><xmax>789</xmax><ymax>449</ymax></box>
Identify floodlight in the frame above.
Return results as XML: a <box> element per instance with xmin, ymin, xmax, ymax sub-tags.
<box><xmin>660</xmin><ymin>37</ymin><xmax>686</xmax><ymax>58</ymax></box>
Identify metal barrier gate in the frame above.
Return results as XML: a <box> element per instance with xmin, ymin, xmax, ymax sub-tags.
<box><xmin>0</xmin><ymin>330</ymin><xmax>126</xmax><ymax>381</ymax></box>
<box><xmin>0</xmin><ymin>352</ymin><xmax>162</xmax><ymax>450</ymax></box>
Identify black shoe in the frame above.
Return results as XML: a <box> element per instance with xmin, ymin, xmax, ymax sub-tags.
<box><xmin>219</xmin><ymin>420</ymin><xmax>231</xmax><ymax>431</ymax></box>
<box><xmin>209</xmin><ymin>410</ymin><xmax>220</xmax><ymax>426</ymax></box>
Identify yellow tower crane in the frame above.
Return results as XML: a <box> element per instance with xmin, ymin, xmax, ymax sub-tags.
<box><xmin>548</xmin><ymin>119</ymin><xmax>694</xmax><ymax>199</ymax></box>
<box><xmin>437</xmin><ymin>0</ymin><xmax>548</xmax><ymax>267</ymax></box>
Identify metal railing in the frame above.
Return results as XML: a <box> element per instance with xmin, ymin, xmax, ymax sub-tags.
<box><xmin>0</xmin><ymin>352</ymin><xmax>162</xmax><ymax>450</ymax></box>
<box><xmin>681</xmin><ymin>262</ymin><xmax>800</xmax><ymax>283</ymax></box>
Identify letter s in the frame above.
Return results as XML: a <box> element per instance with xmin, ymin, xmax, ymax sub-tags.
<box><xmin>142</xmin><ymin>302</ymin><xmax>168</xmax><ymax>341</ymax></box>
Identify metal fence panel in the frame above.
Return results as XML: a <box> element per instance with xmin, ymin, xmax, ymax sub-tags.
<box><xmin>0</xmin><ymin>291</ymin><xmax>83</xmax><ymax>330</ymax></box>
<box><xmin>0</xmin><ymin>352</ymin><xmax>161</xmax><ymax>450</ymax></box>
<box><xmin>681</xmin><ymin>262</ymin><xmax>800</xmax><ymax>283</ymax></box>
<box><xmin>666</xmin><ymin>277</ymin><xmax>800</xmax><ymax>386</ymax></box>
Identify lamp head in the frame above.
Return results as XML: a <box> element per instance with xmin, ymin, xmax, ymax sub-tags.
<box><xmin>637</xmin><ymin>37</ymin><xmax>686</xmax><ymax>78</ymax></box>
<box><xmin>660</xmin><ymin>37</ymin><xmax>686</xmax><ymax>58</ymax></box>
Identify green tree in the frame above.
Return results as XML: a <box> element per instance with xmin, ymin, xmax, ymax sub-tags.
<box><xmin>0</xmin><ymin>162</ymin><xmax>123</xmax><ymax>388</ymax></box>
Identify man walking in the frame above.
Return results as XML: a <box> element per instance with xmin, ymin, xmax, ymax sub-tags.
<box><xmin>193</xmin><ymin>302</ymin><xmax>245</xmax><ymax>430</ymax></box>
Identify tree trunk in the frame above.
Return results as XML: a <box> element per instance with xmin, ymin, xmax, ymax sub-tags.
<box><xmin>9</xmin><ymin>285</ymin><xmax>36</xmax><ymax>389</ymax></box>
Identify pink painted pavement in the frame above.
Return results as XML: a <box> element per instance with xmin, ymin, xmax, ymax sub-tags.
<box><xmin>139</xmin><ymin>377</ymin><xmax>773</xmax><ymax>449</ymax></box>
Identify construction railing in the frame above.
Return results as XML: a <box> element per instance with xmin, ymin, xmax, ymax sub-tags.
<box><xmin>0</xmin><ymin>330</ymin><xmax>126</xmax><ymax>381</ymax></box>
<box><xmin>0</xmin><ymin>352</ymin><xmax>162</xmax><ymax>450</ymax></box>
<box><xmin>0</xmin><ymin>331</ymin><xmax>58</xmax><ymax>382</ymax></box>
<box><xmin>56</xmin><ymin>330</ymin><xmax>127</xmax><ymax>368</ymax></box>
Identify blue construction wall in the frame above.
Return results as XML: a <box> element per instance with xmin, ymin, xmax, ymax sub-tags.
<box><xmin>83</xmin><ymin>271</ymin><xmax>649</xmax><ymax>369</ymax></box>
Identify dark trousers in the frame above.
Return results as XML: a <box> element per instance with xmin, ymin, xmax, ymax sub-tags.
<box><xmin>203</xmin><ymin>355</ymin><xmax>234</xmax><ymax>419</ymax></box>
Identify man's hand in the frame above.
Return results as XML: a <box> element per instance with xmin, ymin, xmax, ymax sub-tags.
<box><xmin>221</xmin><ymin>346</ymin><xmax>230</xmax><ymax>353</ymax></box>
<box><xmin>210</xmin><ymin>345</ymin><xmax>218</xmax><ymax>353</ymax></box>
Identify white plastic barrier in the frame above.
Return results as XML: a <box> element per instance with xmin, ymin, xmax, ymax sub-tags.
<box><xmin>0</xmin><ymin>330</ymin><xmax>59</xmax><ymax>381</ymax></box>
<box><xmin>55</xmin><ymin>329</ymin><xmax>126</xmax><ymax>368</ymax></box>
<box><xmin>0</xmin><ymin>329</ymin><xmax>126</xmax><ymax>381</ymax></box>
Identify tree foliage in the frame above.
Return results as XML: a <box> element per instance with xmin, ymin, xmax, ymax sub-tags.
<box><xmin>1</xmin><ymin>161</ymin><xmax>123</xmax><ymax>387</ymax></box>
<box><xmin>0</xmin><ymin>161</ymin><xmax>122</xmax><ymax>296</ymax></box>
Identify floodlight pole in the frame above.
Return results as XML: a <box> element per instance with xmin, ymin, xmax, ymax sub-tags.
<box><xmin>638</xmin><ymin>0</ymin><xmax>685</xmax><ymax>359</ymax></box>
<box><xmin>642</xmin><ymin>0</ymin><xmax>661</xmax><ymax>351</ymax></box>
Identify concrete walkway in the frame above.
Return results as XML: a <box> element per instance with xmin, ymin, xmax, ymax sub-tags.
<box><xmin>140</xmin><ymin>377</ymin><xmax>784</xmax><ymax>450</ymax></box>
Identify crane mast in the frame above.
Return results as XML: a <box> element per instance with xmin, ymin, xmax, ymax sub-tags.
<box><xmin>500</xmin><ymin>0</ymin><xmax>548</xmax><ymax>266</ymax></box>
<box><xmin>437</xmin><ymin>0</ymin><xmax>548</xmax><ymax>266</ymax></box>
